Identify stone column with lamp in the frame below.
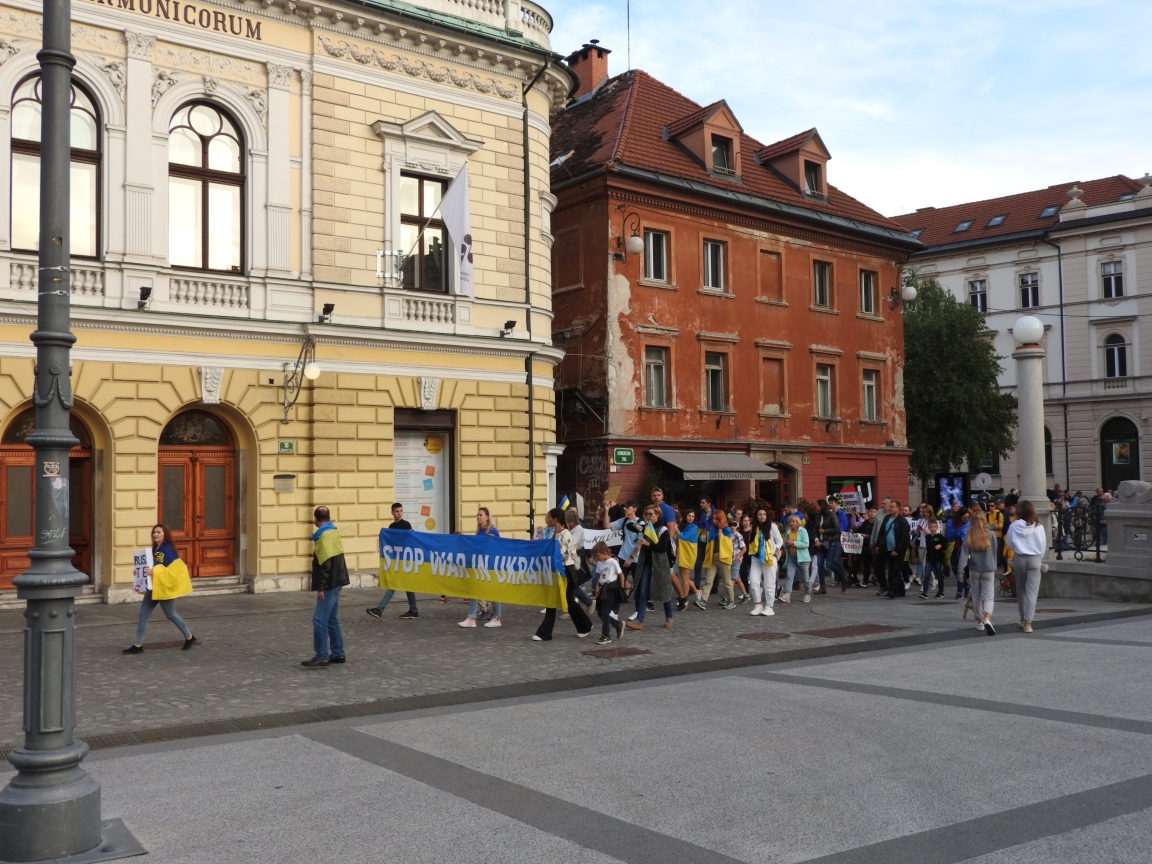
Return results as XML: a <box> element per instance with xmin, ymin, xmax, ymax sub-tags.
<box><xmin>1012</xmin><ymin>315</ymin><xmax>1052</xmax><ymax>554</ymax></box>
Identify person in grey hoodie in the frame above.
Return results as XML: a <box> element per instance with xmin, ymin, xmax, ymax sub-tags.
<box><xmin>957</xmin><ymin>508</ymin><xmax>999</xmax><ymax>635</ymax></box>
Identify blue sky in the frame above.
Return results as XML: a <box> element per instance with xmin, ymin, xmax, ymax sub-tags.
<box><xmin>545</xmin><ymin>0</ymin><xmax>1152</xmax><ymax>217</ymax></box>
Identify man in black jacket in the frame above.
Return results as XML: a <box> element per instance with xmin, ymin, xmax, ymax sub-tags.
<box><xmin>302</xmin><ymin>505</ymin><xmax>351</xmax><ymax>667</ymax></box>
<box><xmin>875</xmin><ymin>499</ymin><xmax>910</xmax><ymax>598</ymax></box>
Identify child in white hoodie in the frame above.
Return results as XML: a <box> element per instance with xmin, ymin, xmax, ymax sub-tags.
<box><xmin>1005</xmin><ymin>500</ymin><xmax>1047</xmax><ymax>633</ymax></box>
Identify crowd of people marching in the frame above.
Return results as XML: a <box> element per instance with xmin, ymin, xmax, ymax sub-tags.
<box><xmin>121</xmin><ymin>486</ymin><xmax>1081</xmax><ymax>666</ymax></box>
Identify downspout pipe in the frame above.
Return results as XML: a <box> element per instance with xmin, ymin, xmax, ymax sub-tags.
<box><xmin>1041</xmin><ymin>237</ymin><xmax>1069</xmax><ymax>488</ymax></box>
<box><xmin>522</xmin><ymin>57</ymin><xmax>549</xmax><ymax>536</ymax></box>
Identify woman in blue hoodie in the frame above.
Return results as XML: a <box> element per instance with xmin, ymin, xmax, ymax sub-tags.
<box><xmin>944</xmin><ymin>507</ymin><xmax>971</xmax><ymax>600</ymax></box>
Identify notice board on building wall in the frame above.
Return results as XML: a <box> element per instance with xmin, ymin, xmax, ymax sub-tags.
<box><xmin>395</xmin><ymin>429</ymin><xmax>450</xmax><ymax>534</ymax></box>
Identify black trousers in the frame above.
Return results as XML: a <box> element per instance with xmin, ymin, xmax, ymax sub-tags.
<box><xmin>596</xmin><ymin>584</ymin><xmax>623</xmax><ymax>636</ymax></box>
<box><xmin>873</xmin><ymin>552</ymin><xmax>888</xmax><ymax>590</ymax></box>
<box><xmin>536</xmin><ymin>570</ymin><xmax>592</xmax><ymax>640</ymax></box>
<box><xmin>883</xmin><ymin>554</ymin><xmax>905</xmax><ymax>596</ymax></box>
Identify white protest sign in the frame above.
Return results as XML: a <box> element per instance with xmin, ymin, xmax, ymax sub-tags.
<box><xmin>840</xmin><ymin>533</ymin><xmax>865</xmax><ymax>555</ymax></box>
<box><xmin>133</xmin><ymin>548</ymin><xmax>154</xmax><ymax>593</ymax></box>
<box><xmin>581</xmin><ymin>527</ymin><xmax>624</xmax><ymax>549</ymax></box>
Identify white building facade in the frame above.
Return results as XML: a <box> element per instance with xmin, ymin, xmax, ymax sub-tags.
<box><xmin>896</xmin><ymin>175</ymin><xmax>1152</xmax><ymax>496</ymax></box>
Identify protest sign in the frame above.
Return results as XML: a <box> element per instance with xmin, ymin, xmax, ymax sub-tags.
<box><xmin>840</xmin><ymin>533</ymin><xmax>865</xmax><ymax>555</ymax></box>
<box><xmin>132</xmin><ymin>548</ymin><xmax>154</xmax><ymax>593</ymax></box>
<box><xmin>580</xmin><ymin>527</ymin><xmax>624</xmax><ymax>549</ymax></box>
<box><xmin>378</xmin><ymin>529</ymin><xmax>566</xmax><ymax>607</ymax></box>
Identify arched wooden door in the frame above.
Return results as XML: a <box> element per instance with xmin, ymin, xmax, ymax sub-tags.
<box><xmin>0</xmin><ymin>408</ymin><xmax>93</xmax><ymax>587</ymax></box>
<box><xmin>158</xmin><ymin>410</ymin><xmax>236</xmax><ymax>578</ymax></box>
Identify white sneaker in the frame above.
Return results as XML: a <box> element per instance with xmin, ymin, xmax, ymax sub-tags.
<box><xmin>539</xmin><ymin>608</ymin><xmax>547</xmax><ymax>614</ymax></box>
<box><xmin>976</xmin><ymin>621</ymin><xmax>985</xmax><ymax>631</ymax></box>
<box><xmin>627</xmin><ymin>612</ymin><xmax>639</xmax><ymax>621</ymax></box>
<box><xmin>458</xmin><ymin>618</ymin><xmax>477</xmax><ymax>628</ymax></box>
<box><xmin>751</xmin><ymin>605</ymin><xmax>764</xmax><ymax>616</ymax></box>
<box><xmin>779</xmin><ymin>593</ymin><xmax>791</xmax><ymax>604</ymax></box>
<box><xmin>801</xmin><ymin>593</ymin><xmax>811</xmax><ymax>603</ymax></box>
<box><xmin>761</xmin><ymin>607</ymin><xmax>775</xmax><ymax>616</ymax></box>
<box><xmin>531</xmin><ymin>634</ymin><xmax>543</xmax><ymax>641</ymax></box>
<box><xmin>483</xmin><ymin>618</ymin><xmax>502</xmax><ymax>628</ymax></box>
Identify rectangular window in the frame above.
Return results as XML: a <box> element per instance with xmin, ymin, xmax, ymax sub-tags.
<box><xmin>862</xmin><ymin>369</ymin><xmax>878</xmax><ymax>421</ymax></box>
<box><xmin>644</xmin><ymin>229</ymin><xmax>668</xmax><ymax>282</ymax></box>
<box><xmin>704</xmin><ymin>352</ymin><xmax>727</xmax><ymax>412</ymax></box>
<box><xmin>400</xmin><ymin>174</ymin><xmax>448</xmax><ymax>293</ymax></box>
<box><xmin>804</xmin><ymin>161</ymin><xmax>821</xmax><ymax>194</ymax></box>
<box><xmin>816</xmin><ymin>363</ymin><xmax>834</xmax><ymax>418</ymax></box>
<box><xmin>759</xmin><ymin>250</ymin><xmax>782</xmax><ymax>301</ymax></box>
<box><xmin>762</xmin><ymin>357</ymin><xmax>784</xmax><ymax>415</ymax></box>
<box><xmin>860</xmin><ymin>271</ymin><xmax>876</xmax><ymax>315</ymax></box>
<box><xmin>644</xmin><ymin>346</ymin><xmax>669</xmax><ymax>408</ymax></box>
<box><xmin>968</xmin><ymin>279</ymin><xmax>988</xmax><ymax>313</ymax></box>
<box><xmin>1102</xmin><ymin>261</ymin><xmax>1124</xmax><ymax>299</ymax></box>
<box><xmin>711</xmin><ymin>136</ymin><xmax>733</xmax><ymax>174</ymax></box>
<box><xmin>1019</xmin><ymin>272</ymin><xmax>1039</xmax><ymax>309</ymax></box>
<box><xmin>703</xmin><ymin>240</ymin><xmax>724</xmax><ymax>290</ymax></box>
<box><xmin>813</xmin><ymin>261</ymin><xmax>832</xmax><ymax>307</ymax></box>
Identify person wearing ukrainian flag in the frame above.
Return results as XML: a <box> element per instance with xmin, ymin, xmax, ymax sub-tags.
<box><xmin>747</xmin><ymin>507</ymin><xmax>784</xmax><ymax>615</ymax></box>
<box><xmin>301</xmin><ymin>505</ymin><xmax>350</xmax><ymax>667</ymax></box>
<box><xmin>123</xmin><ymin>523</ymin><xmax>195</xmax><ymax>654</ymax></box>
<box><xmin>697</xmin><ymin>511</ymin><xmax>736</xmax><ymax>610</ymax></box>
<box><xmin>674</xmin><ymin>510</ymin><xmax>702</xmax><ymax>610</ymax></box>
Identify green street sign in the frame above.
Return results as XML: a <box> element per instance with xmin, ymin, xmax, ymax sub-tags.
<box><xmin>278</xmin><ymin>440</ymin><xmax>295</xmax><ymax>455</ymax></box>
<box><xmin>613</xmin><ymin>447</ymin><xmax>634</xmax><ymax>465</ymax></box>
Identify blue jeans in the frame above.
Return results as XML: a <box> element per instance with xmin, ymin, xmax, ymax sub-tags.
<box><xmin>312</xmin><ymin>585</ymin><xmax>344</xmax><ymax>660</ymax></box>
<box><xmin>923</xmin><ymin>560</ymin><xmax>944</xmax><ymax>593</ymax></box>
<box><xmin>468</xmin><ymin>599</ymin><xmax>502</xmax><ymax>619</ymax></box>
<box><xmin>134</xmin><ymin>591</ymin><xmax>192</xmax><ymax>644</ymax></box>
<box><xmin>812</xmin><ymin>546</ymin><xmax>827</xmax><ymax>587</ymax></box>
<box><xmin>633</xmin><ymin>565</ymin><xmax>673</xmax><ymax>622</ymax></box>
<box><xmin>377</xmin><ymin>589</ymin><xmax>418</xmax><ymax>613</ymax></box>
<box><xmin>786</xmin><ymin>556</ymin><xmax>812</xmax><ymax>594</ymax></box>
<box><xmin>824</xmin><ymin>539</ymin><xmax>848</xmax><ymax>583</ymax></box>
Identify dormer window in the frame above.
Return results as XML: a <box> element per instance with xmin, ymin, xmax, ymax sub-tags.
<box><xmin>1039</xmin><ymin>204</ymin><xmax>1060</xmax><ymax>218</ymax></box>
<box><xmin>955</xmin><ymin>220</ymin><xmax>973</xmax><ymax>233</ymax></box>
<box><xmin>986</xmin><ymin>214</ymin><xmax>1007</xmax><ymax>227</ymax></box>
<box><xmin>711</xmin><ymin>135</ymin><xmax>734</xmax><ymax>175</ymax></box>
<box><xmin>804</xmin><ymin>161</ymin><xmax>822</xmax><ymax>195</ymax></box>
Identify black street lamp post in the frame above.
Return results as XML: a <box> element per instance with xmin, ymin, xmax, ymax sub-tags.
<box><xmin>0</xmin><ymin>0</ymin><xmax>119</xmax><ymax>859</ymax></box>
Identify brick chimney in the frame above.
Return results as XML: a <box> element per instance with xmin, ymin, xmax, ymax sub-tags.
<box><xmin>565</xmin><ymin>40</ymin><xmax>611</xmax><ymax>98</ymax></box>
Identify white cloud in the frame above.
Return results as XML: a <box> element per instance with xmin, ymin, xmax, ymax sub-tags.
<box><xmin>546</xmin><ymin>0</ymin><xmax>1152</xmax><ymax>215</ymax></box>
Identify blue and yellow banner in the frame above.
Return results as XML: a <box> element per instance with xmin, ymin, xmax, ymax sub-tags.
<box><xmin>378</xmin><ymin>529</ymin><xmax>567</xmax><ymax>608</ymax></box>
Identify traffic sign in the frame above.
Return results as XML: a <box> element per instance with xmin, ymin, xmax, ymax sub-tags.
<box><xmin>973</xmin><ymin>472</ymin><xmax>992</xmax><ymax>491</ymax></box>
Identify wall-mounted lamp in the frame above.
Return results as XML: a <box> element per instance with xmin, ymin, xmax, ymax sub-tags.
<box><xmin>614</xmin><ymin>204</ymin><xmax>645</xmax><ymax>260</ymax></box>
<box><xmin>282</xmin><ymin>335</ymin><xmax>321</xmax><ymax>424</ymax></box>
<box><xmin>887</xmin><ymin>284</ymin><xmax>918</xmax><ymax>308</ymax></box>
<box><xmin>137</xmin><ymin>286</ymin><xmax>153</xmax><ymax>310</ymax></box>
<box><xmin>318</xmin><ymin>303</ymin><xmax>335</xmax><ymax>324</ymax></box>
<box><xmin>500</xmin><ymin>319</ymin><xmax>516</xmax><ymax>338</ymax></box>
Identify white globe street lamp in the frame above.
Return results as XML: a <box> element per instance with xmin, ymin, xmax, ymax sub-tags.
<box><xmin>1013</xmin><ymin>315</ymin><xmax>1044</xmax><ymax>346</ymax></box>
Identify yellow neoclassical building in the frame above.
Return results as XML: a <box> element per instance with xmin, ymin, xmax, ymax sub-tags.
<box><xmin>0</xmin><ymin>0</ymin><xmax>573</xmax><ymax>603</ymax></box>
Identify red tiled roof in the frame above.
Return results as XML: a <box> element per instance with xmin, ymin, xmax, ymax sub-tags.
<box><xmin>891</xmin><ymin>176</ymin><xmax>1142</xmax><ymax>249</ymax></box>
<box><xmin>550</xmin><ymin>70</ymin><xmax>907</xmax><ymax>235</ymax></box>
<box><xmin>756</xmin><ymin>128</ymin><xmax>819</xmax><ymax>162</ymax></box>
<box><xmin>665</xmin><ymin>100</ymin><xmax>740</xmax><ymax>139</ymax></box>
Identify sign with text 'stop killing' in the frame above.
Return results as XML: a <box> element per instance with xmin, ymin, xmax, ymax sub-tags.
<box><xmin>394</xmin><ymin>430</ymin><xmax>449</xmax><ymax>533</ymax></box>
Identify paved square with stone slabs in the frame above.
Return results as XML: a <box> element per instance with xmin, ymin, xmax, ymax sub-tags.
<box><xmin>4</xmin><ymin>609</ymin><xmax>1150</xmax><ymax>863</ymax></box>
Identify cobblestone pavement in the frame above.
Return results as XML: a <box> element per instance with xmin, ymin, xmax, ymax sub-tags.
<box><xmin>0</xmin><ymin>584</ymin><xmax>1144</xmax><ymax>748</ymax></box>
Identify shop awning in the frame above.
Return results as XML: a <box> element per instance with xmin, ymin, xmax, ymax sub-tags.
<box><xmin>648</xmin><ymin>450</ymin><xmax>779</xmax><ymax>481</ymax></box>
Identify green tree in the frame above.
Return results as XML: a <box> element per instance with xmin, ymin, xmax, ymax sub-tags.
<box><xmin>902</xmin><ymin>276</ymin><xmax>1018</xmax><ymax>483</ymax></box>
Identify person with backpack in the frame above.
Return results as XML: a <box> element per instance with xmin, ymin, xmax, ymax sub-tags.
<box><xmin>957</xmin><ymin>508</ymin><xmax>999</xmax><ymax>635</ymax></box>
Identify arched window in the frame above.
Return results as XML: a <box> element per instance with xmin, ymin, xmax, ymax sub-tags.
<box><xmin>1104</xmin><ymin>334</ymin><xmax>1128</xmax><ymax>379</ymax></box>
<box><xmin>11</xmin><ymin>74</ymin><xmax>100</xmax><ymax>257</ymax></box>
<box><xmin>168</xmin><ymin>102</ymin><xmax>244</xmax><ymax>273</ymax></box>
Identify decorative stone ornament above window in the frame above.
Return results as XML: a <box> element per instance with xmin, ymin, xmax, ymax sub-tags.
<box><xmin>755</xmin><ymin>128</ymin><xmax>831</xmax><ymax>199</ymax></box>
<box><xmin>664</xmin><ymin>99</ymin><xmax>744</xmax><ymax>181</ymax></box>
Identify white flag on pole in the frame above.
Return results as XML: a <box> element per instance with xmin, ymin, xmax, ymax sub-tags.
<box><xmin>439</xmin><ymin>163</ymin><xmax>474</xmax><ymax>297</ymax></box>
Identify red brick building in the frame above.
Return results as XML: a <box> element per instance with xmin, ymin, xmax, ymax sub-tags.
<box><xmin>549</xmin><ymin>44</ymin><xmax>922</xmax><ymax>515</ymax></box>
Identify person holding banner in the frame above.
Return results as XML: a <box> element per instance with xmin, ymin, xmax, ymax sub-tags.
<box><xmin>460</xmin><ymin>507</ymin><xmax>503</xmax><ymax>628</ymax></box>
<box><xmin>534</xmin><ymin>508</ymin><xmax>593</xmax><ymax>641</ymax></box>
<box><xmin>302</xmin><ymin>506</ymin><xmax>350</xmax><ymax>667</ymax></box>
<box><xmin>122</xmin><ymin>524</ymin><xmax>195</xmax><ymax>654</ymax></box>
<box><xmin>626</xmin><ymin>505</ymin><xmax>676</xmax><ymax>631</ymax></box>
<box><xmin>367</xmin><ymin>503</ymin><xmax>420</xmax><ymax>621</ymax></box>
<box><xmin>603</xmin><ymin>499</ymin><xmax>641</xmax><ymax>591</ymax></box>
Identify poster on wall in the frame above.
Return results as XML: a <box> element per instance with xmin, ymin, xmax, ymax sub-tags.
<box><xmin>395</xmin><ymin>430</ymin><xmax>449</xmax><ymax>533</ymax></box>
<box><xmin>1113</xmin><ymin>442</ymin><xmax>1131</xmax><ymax>465</ymax></box>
